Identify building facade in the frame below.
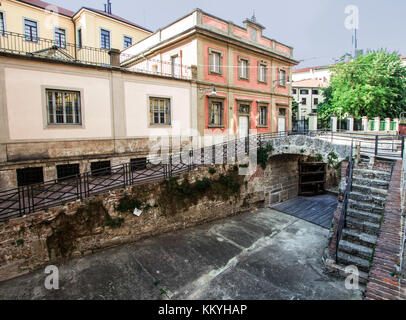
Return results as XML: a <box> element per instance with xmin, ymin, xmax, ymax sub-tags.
<box><xmin>0</xmin><ymin>0</ymin><xmax>152</xmax><ymax>64</ymax></box>
<box><xmin>292</xmin><ymin>78</ymin><xmax>329</xmax><ymax>119</ymax></box>
<box><xmin>0</xmin><ymin>6</ymin><xmax>297</xmax><ymax>191</ymax></box>
<box><xmin>122</xmin><ymin>9</ymin><xmax>298</xmax><ymax>138</ymax></box>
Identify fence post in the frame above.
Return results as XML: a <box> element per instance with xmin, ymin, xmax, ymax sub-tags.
<box><xmin>169</xmin><ymin>155</ymin><xmax>173</xmax><ymax>177</ymax></box>
<box><xmin>375</xmin><ymin>135</ymin><xmax>379</xmax><ymax>156</ymax></box>
<box><xmin>212</xmin><ymin>144</ymin><xmax>216</xmax><ymax>164</ymax></box>
<box><xmin>402</xmin><ymin>136</ymin><xmax>405</xmax><ymax>159</ymax></box>
<box><xmin>235</xmin><ymin>138</ymin><xmax>238</xmax><ymax>164</ymax></box>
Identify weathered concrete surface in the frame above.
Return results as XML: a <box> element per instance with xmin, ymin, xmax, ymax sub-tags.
<box><xmin>0</xmin><ymin>208</ymin><xmax>362</xmax><ymax>300</ymax></box>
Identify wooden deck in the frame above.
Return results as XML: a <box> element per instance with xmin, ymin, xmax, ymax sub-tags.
<box><xmin>271</xmin><ymin>194</ymin><xmax>338</xmax><ymax>229</ymax></box>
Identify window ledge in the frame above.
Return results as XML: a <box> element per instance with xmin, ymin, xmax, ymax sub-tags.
<box><xmin>208</xmin><ymin>125</ymin><xmax>225</xmax><ymax>129</ymax></box>
<box><xmin>257</xmin><ymin>125</ymin><xmax>268</xmax><ymax>128</ymax></box>
<box><xmin>149</xmin><ymin>124</ymin><xmax>172</xmax><ymax>127</ymax></box>
<box><xmin>46</xmin><ymin>124</ymin><xmax>83</xmax><ymax>129</ymax></box>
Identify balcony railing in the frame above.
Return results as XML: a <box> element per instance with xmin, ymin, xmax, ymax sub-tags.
<box><xmin>0</xmin><ymin>32</ymin><xmax>193</xmax><ymax>80</ymax></box>
<box><xmin>121</xmin><ymin>54</ymin><xmax>193</xmax><ymax>80</ymax></box>
<box><xmin>0</xmin><ymin>31</ymin><xmax>111</xmax><ymax>66</ymax></box>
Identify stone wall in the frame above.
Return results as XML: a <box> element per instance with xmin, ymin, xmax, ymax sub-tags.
<box><xmin>0</xmin><ymin>153</ymin><xmax>339</xmax><ymax>282</ymax></box>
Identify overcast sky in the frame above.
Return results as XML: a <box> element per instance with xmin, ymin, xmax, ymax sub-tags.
<box><xmin>49</xmin><ymin>0</ymin><xmax>406</xmax><ymax>68</ymax></box>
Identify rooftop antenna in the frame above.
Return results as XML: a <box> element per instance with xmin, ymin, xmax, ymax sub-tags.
<box><xmin>251</xmin><ymin>10</ymin><xmax>256</xmax><ymax>22</ymax></box>
<box><xmin>352</xmin><ymin>27</ymin><xmax>358</xmax><ymax>58</ymax></box>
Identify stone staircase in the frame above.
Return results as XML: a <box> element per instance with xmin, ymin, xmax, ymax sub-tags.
<box><xmin>336</xmin><ymin>159</ymin><xmax>393</xmax><ymax>283</ymax></box>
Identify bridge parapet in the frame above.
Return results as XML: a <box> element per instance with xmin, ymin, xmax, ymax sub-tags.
<box><xmin>265</xmin><ymin>135</ymin><xmax>352</xmax><ymax>163</ymax></box>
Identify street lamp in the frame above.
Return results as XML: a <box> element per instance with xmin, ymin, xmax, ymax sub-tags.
<box><xmin>198</xmin><ymin>86</ymin><xmax>217</xmax><ymax>98</ymax></box>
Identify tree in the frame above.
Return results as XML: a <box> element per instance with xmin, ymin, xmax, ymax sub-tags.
<box><xmin>329</xmin><ymin>50</ymin><xmax>406</xmax><ymax>119</ymax></box>
<box><xmin>292</xmin><ymin>99</ymin><xmax>299</xmax><ymax>121</ymax></box>
<box><xmin>317</xmin><ymin>86</ymin><xmax>334</xmax><ymax>128</ymax></box>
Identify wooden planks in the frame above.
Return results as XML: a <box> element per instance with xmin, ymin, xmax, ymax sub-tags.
<box><xmin>271</xmin><ymin>195</ymin><xmax>337</xmax><ymax>229</ymax></box>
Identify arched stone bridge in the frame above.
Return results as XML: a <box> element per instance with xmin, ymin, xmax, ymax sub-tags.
<box><xmin>262</xmin><ymin>135</ymin><xmax>352</xmax><ymax>162</ymax></box>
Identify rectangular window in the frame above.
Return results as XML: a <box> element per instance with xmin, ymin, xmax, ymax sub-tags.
<box><xmin>123</xmin><ymin>36</ymin><xmax>132</xmax><ymax>49</ymax></box>
<box><xmin>292</xmin><ymin>88</ymin><xmax>297</xmax><ymax>94</ymax></box>
<box><xmin>171</xmin><ymin>55</ymin><xmax>179</xmax><ymax>77</ymax></box>
<box><xmin>209</xmin><ymin>50</ymin><xmax>221</xmax><ymax>74</ymax></box>
<box><xmin>300</xmin><ymin>89</ymin><xmax>309</xmax><ymax>95</ymax></box>
<box><xmin>250</xmin><ymin>29</ymin><xmax>258</xmax><ymax>41</ymax></box>
<box><xmin>56</xmin><ymin>164</ymin><xmax>80</xmax><ymax>180</ymax></box>
<box><xmin>149</xmin><ymin>97</ymin><xmax>171</xmax><ymax>125</ymax></box>
<box><xmin>312</xmin><ymin>89</ymin><xmax>319</xmax><ymax>95</ymax></box>
<box><xmin>209</xmin><ymin>101</ymin><xmax>224</xmax><ymax>126</ymax></box>
<box><xmin>258</xmin><ymin>106</ymin><xmax>268</xmax><ymax>126</ymax></box>
<box><xmin>77</xmin><ymin>29</ymin><xmax>82</xmax><ymax>48</ymax></box>
<box><xmin>17</xmin><ymin>167</ymin><xmax>44</xmax><ymax>187</ymax></box>
<box><xmin>278</xmin><ymin>69</ymin><xmax>286</xmax><ymax>86</ymax></box>
<box><xmin>46</xmin><ymin>89</ymin><xmax>81</xmax><ymax>125</ymax></box>
<box><xmin>258</xmin><ymin>63</ymin><xmax>267</xmax><ymax>83</ymax></box>
<box><xmin>301</xmin><ymin>98</ymin><xmax>307</xmax><ymax>105</ymax></box>
<box><xmin>130</xmin><ymin>158</ymin><xmax>147</xmax><ymax>172</ymax></box>
<box><xmin>239</xmin><ymin>58</ymin><xmax>249</xmax><ymax>79</ymax></box>
<box><xmin>24</xmin><ymin>19</ymin><xmax>38</xmax><ymax>42</ymax></box>
<box><xmin>90</xmin><ymin>161</ymin><xmax>111</xmax><ymax>177</ymax></box>
<box><xmin>278</xmin><ymin>108</ymin><xmax>287</xmax><ymax>116</ymax></box>
<box><xmin>54</xmin><ymin>28</ymin><xmax>66</xmax><ymax>48</ymax></box>
<box><xmin>100</xmin><ymin>29</ymin><xmax>110</xmax><ymax>49</ymax></box>
<box><xmin>314</xmin><ymin>98</ymin><xmax>319</xmax><ymax>105</ymax></box>
<box><xmin>0</xmin><ymin>12</ymin><xmax>5</xmax><ymax>36</ymax></box>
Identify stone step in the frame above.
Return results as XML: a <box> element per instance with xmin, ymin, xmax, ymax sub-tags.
<box><xmin>351</xmin><ymin>177</ymin><xmax>390</xmax><ymax>189</ymax></box>
<box><xmin>348</xmin><ymin>199</ymin><xmax>384</xmax><ymax>215</ymax></box>
<box><xmin>338</xmin><ymin>240</ymin><xmax>374</xmax><ymax>260</ymax></box>
<box><xmin>347</xmin><ymin>208</ymin><xmax>382</xmax><ymax>225</ymax></box>
<box><xmin>341</xmin><ymin>229</ymin><xmax>377</xmax><ymax>249</ymax></box>
<box><xmin>353</xmin><ymin>169</ymin><xmax>391</xmax><ymax>182</ymax></box>
<box><xmin>346</xmin><ymin>217</ymin><xmax>381</xmax><ymax>235</ymax></box>
<box><xmin>337</xmin><ymin>251</ymin><xmax>371</xmax><ymax>273</ymax></box>
<box><xmin>349</xmin><ymin>191</ymin><xmax>386</xmax><ymax>207</ymax></box>
<box><xmin>351</xmin><ymin>184</ymin><xmax>388</xmax><ymax>198</ymax></box>
<box><xmin>335</xmin><ymin>263</ymin><xmax>369</xmax><ymax>285</ymax></box>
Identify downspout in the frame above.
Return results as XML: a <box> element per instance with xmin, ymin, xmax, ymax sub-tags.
<box><xmin>73</xmin><ymin>18</ymin><xmax>77</xmax><ymax>61</ymax></box>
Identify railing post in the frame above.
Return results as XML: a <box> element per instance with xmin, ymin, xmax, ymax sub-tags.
<box><xmin>212</xmin><ymin>144</ymin><xmax>215</xmax><ymax>164</ymax></box>
<box><xmin>402</xmin><ymin>136</ymin><xmax>405</xmax><ymax>159</ymax></box>
<box><xmin>375</xmin><ymin>135</ymin><xmax>379</xmax><ymax>156</ymax></box>
<box><xmin>169</xmin><ymin>155</ymin><xmax>173</xmax><ymax>177</ymax></box>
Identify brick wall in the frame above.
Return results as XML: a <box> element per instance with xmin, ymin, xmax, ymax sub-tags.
<box><xmin>364</xmin><ymin>160</ymin><xmax>406</xmax><ymax>300</ymax></box>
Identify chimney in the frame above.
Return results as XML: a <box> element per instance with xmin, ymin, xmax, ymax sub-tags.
<box><xmin>108</xmin><ymin>0</ymin><xmax>112</xmax><ymax>14</ymax></box>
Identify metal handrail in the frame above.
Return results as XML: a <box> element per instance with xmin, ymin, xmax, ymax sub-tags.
<box><xmin>335</xmin><ymin>140</ymin><xmax>354</xmax><ymax>262</ymax></box>
<box><xmin>0</xmin><ymin>130</ymin><xmax>402</xmax><ymax>222</ymax></box>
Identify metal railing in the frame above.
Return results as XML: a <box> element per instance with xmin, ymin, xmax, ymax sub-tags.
<box><xmin>0</xmin><ymin>130</ymin><xmax>403</xmax><ymax>222</ymax></box>
<box><xmin>0</xmin><ymin>31</ymin><xmax>111</xmax><ymax>66</ymax></box>
<box><xmin>120</xmin><ymin>55</ymin><xmax>192</xmax><ymax>80</ymax></box>
<box><xmin>335</xmin><ymin>141</ymin><xmax>354</xmax><ymax>262</ymax></box>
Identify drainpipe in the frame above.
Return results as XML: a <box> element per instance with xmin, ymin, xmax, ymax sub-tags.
<box><xmin>73</xmin><ymin>19</ymin><xmax>77</xmax><ymax>61</ymax></box>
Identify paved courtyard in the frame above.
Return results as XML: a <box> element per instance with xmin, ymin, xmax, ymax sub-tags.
<box><xmin>0</xmin><ymin>207</ymin><xmax>362</xmax><ymax>300</ymax></box>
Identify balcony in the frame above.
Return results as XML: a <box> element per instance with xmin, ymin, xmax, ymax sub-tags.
<box><xmin>0</xmin><ymin>31</ymin><xmax>193</xmax><ymax>80</ymax></box>
<box><xmin>0</xmin><ymin>31</ymin><xmax>111</xmax><ymax>66</ymax></box>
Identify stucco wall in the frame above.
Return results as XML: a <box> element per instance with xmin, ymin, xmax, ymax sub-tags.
<box><xmin>4</xmin><ymin>67</ymin><xmax>113</xmax><ymax>141</ymax></box>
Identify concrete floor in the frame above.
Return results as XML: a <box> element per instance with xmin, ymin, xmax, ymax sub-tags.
<box><xmin>0</xmin><ymin>207</ymin><xmax>362</xmax><ymax>300</ymax></box>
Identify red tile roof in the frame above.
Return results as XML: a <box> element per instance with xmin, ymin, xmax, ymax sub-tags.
<box><xmin>17</xmin><ymin>0</ymin><xmax>75</xmax><ymax>17</ymax></box>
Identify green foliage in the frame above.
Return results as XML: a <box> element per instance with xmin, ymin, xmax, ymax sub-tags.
<box><xmin>317</xmin><ymin>86</ymin><xmax>334</xmax><ymax>128</ymax></box>
<box><xmin>257</xmin><ymin>143</ymin><xmax>274</xmax><ymax>169</ymax></box>
<box><xmin>300</xmin><ymin>148</ymin><xmax>306</xmax><ymax>154</ymax></box>
<box><xmin>329</xmin><ymin>51</ymin><xmax>406</xmax><ymax>119</ymax></box>
<box><xmin>13</xmin><ymin>239</ymin><xmax>24</xmax><ymax>247</ymax></box>
<box><xmin>315</xmin><ymin>153</ymin><xmax>323</xmax><ymax>162</ymax></box>
<box><xmin>327</xmin><ymin>151</ymin><xmax>338</xmax><ymax>166</ymax></box>
<box><xmin>208</xmin><ymin>167</ymin><xmax>216</xmax><ymax>175</ymax></box>
<box><xmin>292</xmin><ymin>99</ymin><xmax>299</xmax><ymax>121</ymax></box>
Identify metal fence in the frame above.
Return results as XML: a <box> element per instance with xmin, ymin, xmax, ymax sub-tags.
<box><xmin>0</xmin><ymin>31</ymin><xmax>111</xmax><ymax>66</ymax></box>
<box><xmin>0</xmin><ymin>131</ymin><xmax>403</xmax><ymax>222</ymax></box>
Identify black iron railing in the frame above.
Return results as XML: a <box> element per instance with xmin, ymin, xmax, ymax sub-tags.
<box><xmin>335</xmin><ymin>140</ymin><xmax>354</xmax><ymax>262</ymax></box>
<box><xmin>0</xmin><ymin>130</ymin><xmax>403</xmax><ymax>222</ymax></box>
<box><xmin>0</xmin><ymin>31</ymin><xmax>111</xmax><ymax>66</ymax></box>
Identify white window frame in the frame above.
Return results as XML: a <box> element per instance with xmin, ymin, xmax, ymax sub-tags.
<box><xmin>46</xmin><ymin>89</ymin><xmax>82</xmax><ymax>125</ymax></box>
<box><xmin>209</xmin><ymin>48</ymin><xmax>222</xmax><ymax>75</ymax></box>
<box><xmin>258</xmin><ymin>62</ymin><xmax>267</xmax><ymax>83</ymax></box>
<box><xmin>258</xmin><ymin>105</ymin><xmax>268</xmax><ymax>126</ymax></box>
<box><xmin>238</xmin><ymin>57</ymin><xmax>249</xmax><ymax>80</ymax></box>
<box><xmin>278</xmin><ymin>68</ymin><xmax>286</xmax><ymax>86</ymax></box>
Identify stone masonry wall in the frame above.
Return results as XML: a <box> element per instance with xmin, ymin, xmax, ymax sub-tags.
<box><xmin>0</xmin><ymin>153</ymin><xmax>339</xmax><ymax>282</ymax></box>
